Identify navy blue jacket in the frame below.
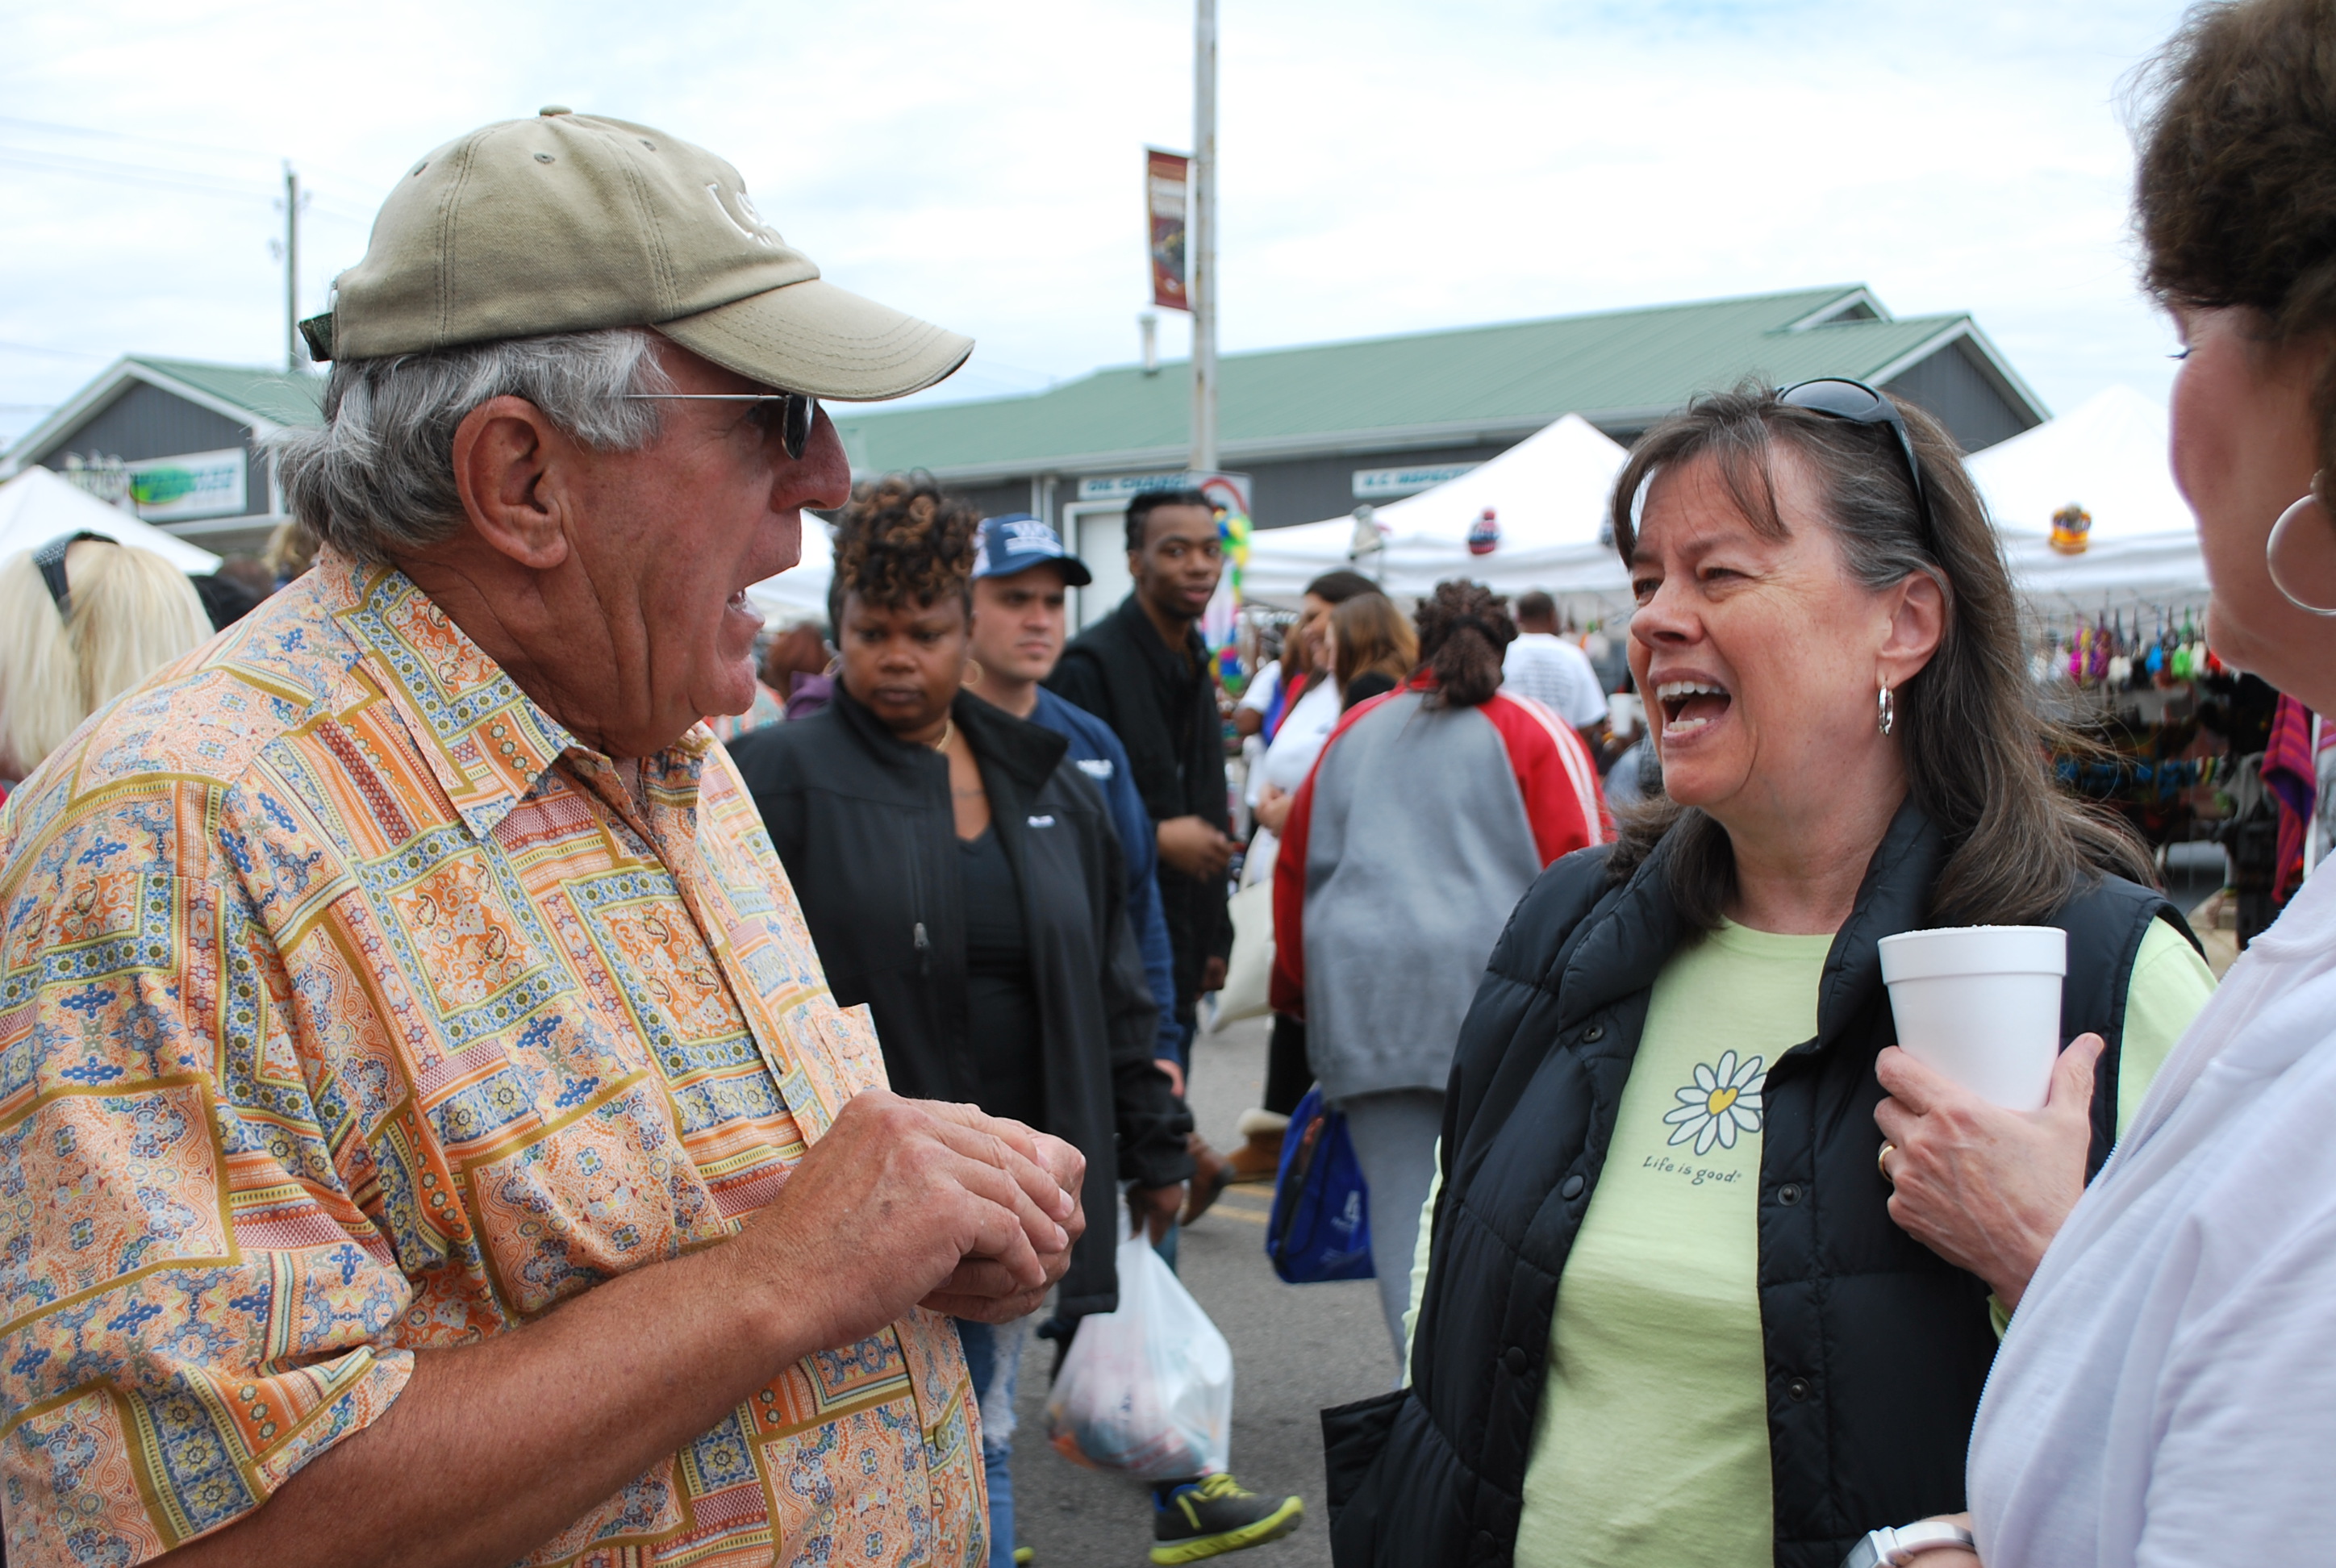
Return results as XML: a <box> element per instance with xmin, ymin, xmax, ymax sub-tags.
<box><xmin>1031</xmin><ymin>686</ymin><xmax>1183</xmax><ymax>1064</ymax></box>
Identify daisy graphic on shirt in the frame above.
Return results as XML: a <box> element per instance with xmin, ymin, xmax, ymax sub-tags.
<box><xmin>1664</xmin><ymin>1051</ymin><xmax>1767</xmax><ymax>1155</ymax></box>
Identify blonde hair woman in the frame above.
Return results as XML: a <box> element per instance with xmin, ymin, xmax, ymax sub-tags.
<box><xmin>0</xmin><ymin>534</ymin><xmax>211</xmax><ymax>784</ymax></box>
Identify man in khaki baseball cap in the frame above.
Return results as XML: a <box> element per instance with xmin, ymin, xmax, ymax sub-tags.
<box><xmin>304</xmin><ymin>106</ymin><xmax>971</xmax><ymax>399</ymax></box>
<box><xmin>0</xmin><ymin>109</ymin><xmax>1087</xmax><ymax>1568</ymax></box>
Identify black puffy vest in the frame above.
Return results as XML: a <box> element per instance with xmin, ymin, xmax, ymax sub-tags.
<box><xmin>1322</xmin><ymin>804</ymin><xmax>2192</xmax><ymax>1568</ymax></box>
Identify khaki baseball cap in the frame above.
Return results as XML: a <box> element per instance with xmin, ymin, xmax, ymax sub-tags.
<box><xmin>302</xmin><ymin>107</ymin><xmax>972</xmax><ymax>401</ymax></box>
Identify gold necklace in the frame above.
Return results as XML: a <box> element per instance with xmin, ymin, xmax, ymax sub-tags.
<box><xmin>928</xmin><ymin>715</ymin><xmax>954</xmax><ymax>753</ymax></box>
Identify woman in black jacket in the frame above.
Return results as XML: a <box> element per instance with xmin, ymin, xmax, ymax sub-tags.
<box><xmin>731</xmin><ymin>477</ymin><xmax>1295</xmax><ymax>1565</ymax></box>
<box><xmin>1320</xmin><ymin>386</ymin><xmax>2218</xmax><ymax>1568</ymax></box>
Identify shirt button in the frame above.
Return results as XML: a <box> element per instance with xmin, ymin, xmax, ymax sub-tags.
<box><xmin>1503</xmin><ymin>1345</ymin><xmax>1528</xmax><ymax>1376</ymax></box>
<box><xmin>1777</xmin><ymin>1183</ymin><xmax>1804</xmax><ymax>1205</ymax></box>
<box><xmin>1787</xmin><ymin>1377</ymin><xmax>1812</xmax><ymax>1402</ymax></box>
<box><xmin>1559</xmin><ymin>1174</ymin><xmax>1586</xmax><ymax>1200</ymax></box>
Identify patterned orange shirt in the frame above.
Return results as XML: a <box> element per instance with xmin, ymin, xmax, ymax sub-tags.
<box><xmin>0</xmin><ymin>551</ymin><xmax>982</xmax><ymax>1567</ymax></box>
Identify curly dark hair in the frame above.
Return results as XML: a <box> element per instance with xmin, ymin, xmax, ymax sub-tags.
<box><xmin>827</xmin><ymin>473</ymin><xmax>982</xmax><ymax>631</ymax></box>
<box><xmin>1413</xmin><ymin>580</ymin><xmax>1514</xmax><ymax>708</ymax></box>
<box><xmin>2137</xmin><ymin>0</ymin><xmax>2336</xmax><ymax>476</ymax></box>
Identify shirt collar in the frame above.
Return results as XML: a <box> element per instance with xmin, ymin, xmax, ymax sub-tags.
<box><xmin>320</xmin><ymin>548</ymin><xmax>707</xmax><ymax>840</ymax></box>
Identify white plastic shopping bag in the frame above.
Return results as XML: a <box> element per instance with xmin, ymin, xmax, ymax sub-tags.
<box><xmin>1044</xmin><ymin>1203</ymin><xmax>1234</xmax><ymax>1478</ymax></box>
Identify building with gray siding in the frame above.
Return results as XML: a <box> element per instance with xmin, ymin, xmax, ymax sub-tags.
<box><xmin>1</xmin><ymin>357</ymin><xmax>323</xmax><ymax>557</ymax></box>
<box><xmin>832</xmin><ymin>285</ymin><xmax>2048</xmax><ymax>612</ymax></box>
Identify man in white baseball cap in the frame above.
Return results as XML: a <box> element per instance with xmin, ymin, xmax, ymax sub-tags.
<box><xmin>0</xmin><ymin>109</ymin><xmax>1073</xmax><ymax>1568</ymax></box>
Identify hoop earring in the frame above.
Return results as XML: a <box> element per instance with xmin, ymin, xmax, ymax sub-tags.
<box><xmin>2268</xmin><ymin>489</ymin><xmax>2336</xmax><ymax>616</ymax></box>
<box><xmin>1878</xmin><ymin>682</ymin><xmax>1896</xmax><ymax>737</ymax></box>
<box><xmin>962</xmin><ymin>658</ymin><xmax>986</xmax><ymax>688</ymax></box>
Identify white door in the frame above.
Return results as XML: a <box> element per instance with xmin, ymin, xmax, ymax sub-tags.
<box><xmin>1066</xmin><ymin>503</ymin><xmax>1134</xmax><ymax>630</ymax></box>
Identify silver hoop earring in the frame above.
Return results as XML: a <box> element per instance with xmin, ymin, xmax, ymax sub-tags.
<box><xmin>2268</xmin><ymin>490</ymin><xmax>2336</xmax><ymax>616</ymax></box>
<box><xmin>1878</xmin><ymin>682</ymin><xmax>1896</xmax><ymax>736</ymax></box>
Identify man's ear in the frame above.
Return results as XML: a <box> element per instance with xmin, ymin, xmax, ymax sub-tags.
<box><xmin>451</xmin><ymin>396</ymin><xmax>576</xmax><ymax>571</ymax></box>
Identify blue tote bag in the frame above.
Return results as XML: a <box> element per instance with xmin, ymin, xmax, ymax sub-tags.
<box><xmin>1265</xmin><ymin>1086</ymin><xmax>1374</xmax><ymax>1283</ymax></box>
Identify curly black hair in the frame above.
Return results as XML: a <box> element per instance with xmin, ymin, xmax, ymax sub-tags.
<box><xmin>1413</xmin><ymin>579</ymin><xmax>1515</xmax><ymax>708</ymax></box>
<box><xmin>826</xmin><ymin>473</ymin><xmax>983</xmax><ymax>631</ymax></box>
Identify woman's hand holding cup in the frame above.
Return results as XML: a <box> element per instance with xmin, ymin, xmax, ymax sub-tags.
<box><xmin>1873</xmin><ymin>1033</ymin><xmax>2104</xmax><ymax>1311</ymax></box>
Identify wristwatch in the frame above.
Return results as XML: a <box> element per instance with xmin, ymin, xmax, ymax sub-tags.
<box><xmin>1839</xmin><ymin>1520</ymin><xmax>1978</xmax><ymax>1567</ymax></box>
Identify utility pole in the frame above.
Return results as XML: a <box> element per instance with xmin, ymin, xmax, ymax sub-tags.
<box><xmin>282</xmin><ymin>161</ymin><xmax>302</xmax><ymax>371</ymax></box>
<box><xmin>1190</xmin><ymin>0</ymin><xmax>1218</xmax><ymax>473</ymax></box>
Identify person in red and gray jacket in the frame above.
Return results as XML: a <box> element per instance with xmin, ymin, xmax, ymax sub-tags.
<box><xmin>1271</xmin><ymin>579</ymin><xmax>1608</xmax><ymax>1369</ymax></box>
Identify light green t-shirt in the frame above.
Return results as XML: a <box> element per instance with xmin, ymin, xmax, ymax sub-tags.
<box><xmin>1403</xmin><ymin>918</ymin><xmax>2217</xmax><ymax>1568</ymax></box>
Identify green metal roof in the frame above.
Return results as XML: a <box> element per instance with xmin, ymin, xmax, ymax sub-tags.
<box><xmin>833</xmin><ymin>286</ymin><xmax>2030</xmax><ymax>479</ymax></box>
<box><xmin>129</xmin><ymin>356</ymin><xmax>325</xmax><ymax>427</ymax></box>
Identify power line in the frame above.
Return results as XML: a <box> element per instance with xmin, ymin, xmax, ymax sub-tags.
<box><xmin>0</xmin><ymin>112</ymin><xmax>383</xmax><ymax>194</ymax></box>
<box><xmin>0</xmin><ymin>113</ymin><xmax>298</xmax><ymax>170</ymax></box>
<box><xmin>0</xmin><ymin>339</ymin><xmax>110</xmax><ymax>361</ymax></box>
<box><xmin>0</xmin><ymin>144</ymin><xmax>374</xmax><ymax>222</ymax></box>
<box><xmin>0</xmin><ymin>111</ymin><xmax>382</xmax><ymax>221</ymax></box>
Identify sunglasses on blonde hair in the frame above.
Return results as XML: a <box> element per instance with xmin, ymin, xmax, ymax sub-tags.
<box><xmin>31</xmin><ymin>531</ymin><xmax>108</xmax><ymax>620</ymax></box>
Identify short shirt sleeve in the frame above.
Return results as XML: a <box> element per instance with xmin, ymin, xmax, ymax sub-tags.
<box><xmin>1237</xmin><ymin>661</ymin><xmax>1281</xmax><ymax>714</ymax></box>
<box><xmin>1988</xmin><ymin>917</ymin><xmax>2220</xmax><ymax>1340</ymax></box>
<box><xmin>2116</xmin><ymin>918</ymin><xmax>2219</xmax><ymax>1136</ymax></box>
<box><xmin>0</xmin><ymin>794</ymin><xmax>415</xmax><ymax>1567</ymax></box>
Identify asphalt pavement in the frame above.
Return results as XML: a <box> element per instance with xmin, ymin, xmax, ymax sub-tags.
<box><xmin>1002</xmin><ymin>1014</ymin><xmax>1393</xmax><ymax>1567</ymax></box>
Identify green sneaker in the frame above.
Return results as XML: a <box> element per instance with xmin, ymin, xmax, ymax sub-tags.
<box><xmin>1149</xmin><ymin>1473</ymin><xmax>1304</xmax><ymax>1563</ymax></box>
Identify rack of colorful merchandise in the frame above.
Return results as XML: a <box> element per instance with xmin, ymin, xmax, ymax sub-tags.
<box><xmin>2033</xmin><ymin>608</ymin><xmax>2236</xmax><ymax>849</ymax></box>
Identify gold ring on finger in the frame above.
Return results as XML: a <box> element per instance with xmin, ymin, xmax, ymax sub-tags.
<box><xmin>1878</xmin><ymin>1141</ymin><xmax>1896</xmax><ymax>1186</ymax></box>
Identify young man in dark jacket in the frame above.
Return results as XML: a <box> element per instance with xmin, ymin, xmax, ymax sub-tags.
<box><xmin>964</xmin><ymin>515</ymin><xmax>1185</xmax><ymax>1074</ymax></box>
<box><xmin>1045</xmin><ymin>490</ymin><xmax>1238</xmax><ymax>1213</ymax></box>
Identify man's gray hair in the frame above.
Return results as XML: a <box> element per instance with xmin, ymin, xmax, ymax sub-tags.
<box><xmin>268</xmin><ymin>327</ymin><xmax>674</xmax><ymax>563</ymax></box>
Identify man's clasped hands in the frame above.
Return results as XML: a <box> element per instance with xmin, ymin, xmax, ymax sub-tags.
<box><xmin>738</xmin><ymin>1090</ymin><xmax>1089</xmax><ymax>1349</ymax></box>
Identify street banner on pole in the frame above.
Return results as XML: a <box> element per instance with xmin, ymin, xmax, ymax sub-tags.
<box><xmin>1146</xmin><ymin>148</ymin><xmax>1191</xmax><ymax>313</ymax></box>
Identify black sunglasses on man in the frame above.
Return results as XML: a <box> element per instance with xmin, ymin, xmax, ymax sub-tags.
<box><xmin>620</xmin><ymin>390</ymin><xmax>820</xmax><ymax>461</ymax></box>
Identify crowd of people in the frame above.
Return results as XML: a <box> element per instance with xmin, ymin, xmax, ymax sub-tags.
<box><xmin>2</xmin><ymin>3</ymin><xmax>2335</xmax><ymax>1566</ymax></box>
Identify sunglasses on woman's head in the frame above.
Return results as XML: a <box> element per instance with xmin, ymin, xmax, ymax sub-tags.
<box><xmin>1773</xmin><ymin>377</ymin><xmax>1933</xmax><ymax>538</ymax></box>
<box><xmin>619</xmin><ymin>390</ymin><xmax>820</xmax><ymax>461</ymax></box>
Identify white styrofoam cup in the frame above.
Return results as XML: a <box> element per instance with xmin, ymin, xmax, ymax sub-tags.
<box><xmin>1876</xmin><ymin>925</ymin><xmax>2067</xmax><ymax>1111</ymax></box>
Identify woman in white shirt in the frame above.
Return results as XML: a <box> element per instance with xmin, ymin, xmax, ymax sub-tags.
<box><xmin>1230</xmin><ymin>570</ymin><xmax>1383</xmax><ymax>1174</ymax></box>
<box><xmin>1247</xmin><ymin>572</ymin><xmax>1379</xmax><ymax>876</ymax></box>
<box><xmin>1933</xmin><ymin>4</ymin><xmax>2336</xmax><ymax>1564</ymax></box>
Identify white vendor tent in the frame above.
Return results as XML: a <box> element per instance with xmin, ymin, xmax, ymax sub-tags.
<box><xmin>1968</xmin><ymin>385</ymin><xmax>2192</xmax><ymax>543</ymax></box>
<box><xmin>2002</xmin><ymin>530</ymin><xmax>2210</xmax><ymax>616</ymax></box>
<box><xmin>1245</xmin><ymin>414</ymin><xmax>1631</xmax><ymax>603</ymax></box>
<box><xmin>1967</xmin><ymin>386</ymin><xmax>2209</xmax><ymax>613</ymax></box>
<box><xmin>743</xmin><ymin>519</ymin><xmax>835</xmax><ymax>621</ymax></box>
<box><xmin>0</xmin><ymin>466</ymin><xmax>221</xmax><ymax>573</ymax></box>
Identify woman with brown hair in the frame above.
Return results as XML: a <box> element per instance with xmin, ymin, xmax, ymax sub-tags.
<box><xmin>1329</xmin><ymin>590</ymin><xmax>1419</xmax><ymax>710</ymax></box>
<box><xmin>1319</xmin><ymin>382</ymin><xmax>2218</xmax><ymax>1568</ymax></box>
<box><xmin>1271</xmin><ymin>580</ymin><xmax>1608</xmax><ymax>1371</ymax></box>
<box><xmin>1956</xmin><ymin>4</ymin><xmax>2336</xmax><ymax>1564</ymax></box>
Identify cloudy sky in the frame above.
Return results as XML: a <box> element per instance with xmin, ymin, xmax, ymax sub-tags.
<box><xmin>0</xmin><ymin>0</ymin><xmax>2195</xmax><ymax>448</ymax></box>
